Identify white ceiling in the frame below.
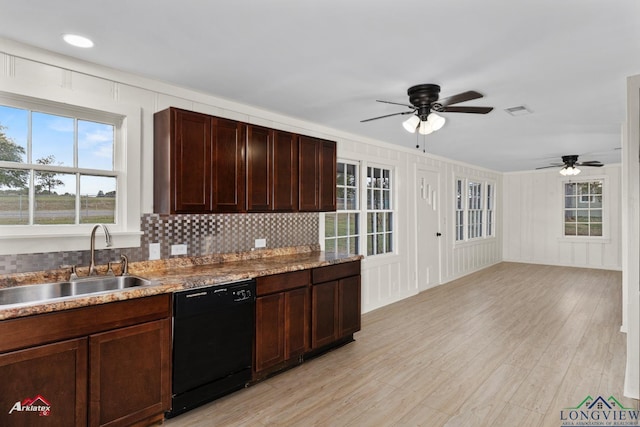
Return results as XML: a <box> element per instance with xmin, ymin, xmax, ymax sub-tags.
<box><xmin>1</xmin><ymin>0</ymin><xmax>639</xmax><ymax>171</ymax></box>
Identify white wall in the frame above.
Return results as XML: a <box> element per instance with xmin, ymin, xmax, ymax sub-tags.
<box><xmin>0</xmin><ymin>38</ymin><xmax>503</xmax><ymax>314</ymax></box>
<box><xmin>502</xmin><ymin>166</ymin><xmax>622</xmax><ymax>270</ymax></box>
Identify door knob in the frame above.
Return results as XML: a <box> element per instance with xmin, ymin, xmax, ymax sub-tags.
<box><xmin>436</xmin><ymin>232</ymin><xmax>442</xmax><ymax>237</ymax></box>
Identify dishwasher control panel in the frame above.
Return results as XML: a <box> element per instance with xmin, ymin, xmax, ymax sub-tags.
<box><xmin>233</xmin><ymin>289</ymin><xmax>253</xmax><ymax>302</ymax></box>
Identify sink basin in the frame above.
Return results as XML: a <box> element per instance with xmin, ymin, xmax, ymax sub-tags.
<box><xmin>0</xmin><ymin>275</ymin><xmax>158</xmax><ymax>307</ymax></box>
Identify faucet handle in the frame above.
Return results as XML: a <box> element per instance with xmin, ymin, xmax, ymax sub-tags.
<box><xmin>60</xmin><ymin>265</ymin><xmax>79</xmax><ymax>280</ymax></box>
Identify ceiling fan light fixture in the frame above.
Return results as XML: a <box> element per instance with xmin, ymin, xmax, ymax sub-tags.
<box><xmin>428</xmin><ymin>113</ymin><xmax>446</xmax><ymax>131</ymax></box>
<box><xmin>418</xmin><ymin>120</ymin><xmax>434</xmax><ymax>135</ymax></box>
<box><xmin>559</xmin><ymin>166</ymin><xmax>581</xmax><ymax>176</ymax></box>
<box><xmin>402</xmin><ymin>115</ymin><xmax>420</xmax><ymax>133</ymax></box>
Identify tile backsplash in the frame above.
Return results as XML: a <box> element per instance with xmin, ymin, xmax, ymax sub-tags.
<box><xmin>0</xmin><ymin>212</ymin><xmax>319</xmax><ymax>275</ymax></box>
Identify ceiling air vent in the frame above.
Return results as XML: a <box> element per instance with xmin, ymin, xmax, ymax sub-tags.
<box><xmin>504</xmin><ymin>105</ymin><xmax>531</xmax><ymax>116</ymax></box>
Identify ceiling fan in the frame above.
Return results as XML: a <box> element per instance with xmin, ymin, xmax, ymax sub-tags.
<box><xmin>536</xmin><ymin>155</ymin><xmax>604</xmax><ymax>176</ymax></box>
<box><xmin>361</xmin><ymin>84</ymin><xmax>494</xmax><ymax>135</ymax></box>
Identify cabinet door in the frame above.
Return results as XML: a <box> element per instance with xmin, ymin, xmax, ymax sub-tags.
<box><xmin>255</xmin><ymin>293</ymin><xmax>285</xmax><ymax>372</ymax></box>
<box><xmin>0</xmin><ymin>338</ymin><xmax>87</xmax><ymax>427</ymax></box>
<box><xmin>339</xmin><ymin>275</ymin><xmax>361</xmax><ymax>338</ymax></box>
<box><xmin>319</xmin><ymin>140</ymin><xmax>337</xmax><ymax>211</ymax></box>
<box><xmin>272</xmin><ymin>130</ymin><xmax>298</xmax><ymax>211</ymax></box>
<box><xmin>247</xmin><ymin>125</ymin><xmax>272</xmax><ymax>211</ymax></box>
<box><xmin>173</xmin><ymin>109</ymin><xmax>212</xmax><ymax>213</ymax></box>
<box><xmin>284</xmin><ymin>287</ymin><xmax>310</xmax><ymax>359</ymax></box>
<box><xmin>89</xmin><ymin>319</ymin><xmax>170</xmax><ymax>427</ymax></box>
<box><xmin>212</xmin><ymin>118</ymin><xmax>246</xmax><ymax>212</ymax></box>
<box><xmin>311</xmin><ymin>280</ymin><xmax>339</xmax><ymax>349</ymax></box>
<box><xmin>298</xmin><ymin>135</ymin><xmax>321</xmax><ymax>211</ymax></box>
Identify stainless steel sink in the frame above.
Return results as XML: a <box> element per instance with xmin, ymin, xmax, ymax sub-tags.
<box><xmin>0</xmin><ymin>275</ymin><xmax>157</xmax><ymax>307</ymax></box>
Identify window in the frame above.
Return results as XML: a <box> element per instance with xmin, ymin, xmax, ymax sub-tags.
<box><xmin>366</xmin><ymin>166</ymin><xmax>393</xmax><ymax>256</ymax></box>
<box><xmin>455</xmin><ymin>177</ymin><xmax>495</xmax><ymax>242</ymax></box>
<box><xmin>0</xmin><ymin>92</ymin><xmax>141</xmax><ymax>255</ymax></box>
<box><xmin>564</xmin><ymin>180</ymin><xmax>603</xmax><ymax>237</ymax></box>
<box><xmin>487</xmin><ymin>183</ymin><xmax>495</xmax><ymax>237</ymax></box>
<box><xmin>455</xmin><ymin>179</ymin><xmax>464</xmax><ymax>241</ymax></box>
<box><xmin>467</xmin><ymin>181</ymin><xmax>483</xmax><ymax>239</ymax></box>
<box><xmin>0</xmin><ymin>104</ymin><xmax>117</xmax><ymax>225</ymax></box>
<box><xmin>325</xmin><ymin>161</ymin><xmax>360</xmax><ymax>255</ymax></box>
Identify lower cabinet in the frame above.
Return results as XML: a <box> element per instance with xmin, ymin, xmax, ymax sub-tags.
<box><xmin>311</xmin><ymin>261</ymin><xmax>362</xmax><ymax>350</ymax></box>
<box><xmin>254</xmin><ymin>270</ymin><xmax>310</xmax><ymax>377</ymax></box>
<box><xmin>0</xmin><ymin>295</ymin><xmax>171</xmax><ymax>427</ymax></box>
<box><xmin>0</xmin><ymin>338</ymin><xmax>87</xmax><ymax>427</ymax></box>
<box><xmin>89</xmin><ymin>319</ymin><xmax>170</xmax><ymax>427</ymax></box>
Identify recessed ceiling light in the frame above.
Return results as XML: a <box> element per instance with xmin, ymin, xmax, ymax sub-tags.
<box><xmin>504</xmin><ymin>105</ymin><xmax>532</xmax><ymax>116</ymax></box>
<box><xmin>62</xmin><ymin>34</ymin><xmax>94</xmax><ymax>48</ymax></box>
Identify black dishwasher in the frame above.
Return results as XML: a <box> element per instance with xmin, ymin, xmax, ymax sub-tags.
<box><xmin>167</xmin><ymin>279</ymin><xmax>255</xmax><ymax>418</ymax></box>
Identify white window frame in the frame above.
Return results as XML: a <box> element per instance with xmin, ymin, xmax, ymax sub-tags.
<box><xmin>0</xmin><ymin>92</ymin><xmax>142</xmax><ymax>255</ymax></box>
<box><xmin>455</xmin><ymin>177</ymin><xmax>496</xmax><ymax>243</ymax></box>
<box><xmin>560</xmin><ymin>177</ymin><xmax>608</xmax><ymax>241</ymax></box>
<box><xmin>324</xmin><ymin>159</ymin><xmax>360</xmax><ymax>256</ymax></box>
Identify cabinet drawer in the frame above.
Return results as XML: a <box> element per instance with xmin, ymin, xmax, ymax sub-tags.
<box><xmin>312</xmin><ymin>261</ymin><xmax>360</xmax><ymax>284</ymax></box>
<box><xmin>256</xmin><ymin>270</ymin><xmax>310</xmax><ymax>296</ymax></box>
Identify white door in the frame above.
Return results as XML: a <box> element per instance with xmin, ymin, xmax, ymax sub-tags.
<box><xmin>416</xmin><ymin>168</ymin><xmax>441</xmax><ymax>291</ymax></box>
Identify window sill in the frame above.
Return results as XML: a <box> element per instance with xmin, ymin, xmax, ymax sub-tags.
<box><xmin>557</xmin><ymin>236</ymin><xmax>611</xmax><ymax>244</ymax></box>
<box><xmin>455</xmin><ymin>236</ymin><xmax>497</xmax><ymax>247</ymax></box>
<box><xmin>0</xmin><ymin>231</ymin><xmax>142</xmax><ymax>255</ymax></box>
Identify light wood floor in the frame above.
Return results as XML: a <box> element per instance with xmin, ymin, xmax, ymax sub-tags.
<box><xmin>164</xmin><ymin>262</ymin><xmax>638</xmax><ymax>426</ymax></box>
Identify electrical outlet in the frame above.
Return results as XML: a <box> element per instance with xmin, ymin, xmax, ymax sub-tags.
<box><xmin>254</xmin><ymin>238</ymin><xmax>266</xmax><ymax>248</ymax></box>
<box><xmin>171</xmin><ymin>244</ymin><xmax>188</xmax><ymax>256</ymax></box>
<box><xmin>148</xmin><ymin>243</ymin><xmax>161</xmax><ymax>260</ymax></box>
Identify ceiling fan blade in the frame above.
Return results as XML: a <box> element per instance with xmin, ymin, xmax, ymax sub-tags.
<box><xmin>360</xmin><ymin>111</ymin><xmax>415</xmax><ymax>123</ymax></box>
<box><xmin>376</xmin><ymin>100</ymin><xmax>414</xmax><ymax>108</ymax></box>
<box><xmin>438</xmin><ymin>90</ymin><xmax>483</xmax><ymax>106</ymax></box>
<box><xmin>535</xmin><ymin>163</ymin><xmax>564</xmax><ymax>169</ymax></box>
<box><xmin>577</xmin><ymin>162</ymin><xmax>604</xmax><ymax>167</ymax></box>
<box><xmin>441</xmin><ymin>106</ymin><xmax>494</xmax><ymax>114</ymax></box>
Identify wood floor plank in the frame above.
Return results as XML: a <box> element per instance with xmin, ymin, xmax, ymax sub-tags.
<box><xmin>164</xmin><ymin>262</ymin><xmax>636</xmax><ymax>426</ymax></box>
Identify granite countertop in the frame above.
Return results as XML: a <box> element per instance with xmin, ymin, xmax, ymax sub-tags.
<box><xmin>0</xmin><ymin>246</ymin><xmax>362</xmax><ymax>321</ymax></box>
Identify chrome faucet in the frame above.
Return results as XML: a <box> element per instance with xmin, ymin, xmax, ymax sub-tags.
<box><xmin>89</xmin><ymin>224</ymin><xmax>112</xmax><ymax>276</ymax></box>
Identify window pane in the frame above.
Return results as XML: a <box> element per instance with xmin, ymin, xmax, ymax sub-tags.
<box><xmin>348</xmin><ymin>213</ymin><xmax>358</xmax><ymax>235</ymax></box>
<box><xmin>565</xmin><ymin>197</ymin><xmax>576</xmax><ymax>208</ymax></box>
<box><xmin>577</xmin><ymin>183</ymin><xmax>589</xmax><ymax>195</ymax></box>
<box><xmin>325</xmin><ymin>238</ymin><xmax>336</xmax><ymax>253</ymax></box>
<box><xmin>367</xmin><ymin>212</ymin><xmax>374</xmax><ymax>233</ymax></box>
<box><xmin>79</xmin><ymin>175</ymin><xmax>116</xmax><ymax>224</ymax></box>
<box><xmin>34</xmin><ymin>172</ymin><xmax>76</xmax><ymax>224</ymax></box>
<box><xmin>337</xmin><ymin>237</ymin><xmax>348</xmax><ymax>254</ymax></box>
<box><xmin>0</xmin><ymin>106</ymin><xmax>28</xmax><ymax>163</ymax></box>
<box><xmin>0</xmin><ymin>168</ymin><xmax>29</xmax><ymax>225</ymax></box>
<box><xmin>565</xmin><ymin>183</ymin><xmax>576</xmax><ymax>196</ymax></box>
<box><xmin>385</xmin><ymin>232</ymin><xmax>392</xmax><ymax>252</ymax></box>
<box><xmin>349</xmin><ymin>237</ymin><xmax>358</xmax><ymax>255</ymax></box>
<box><xmin>336</xmin><ymin>187</ymin><xmax>345</xmax><ymax>210</ymax></box>
<box><xmin>576</xmin><ymin>223</ymin><xmax>590</xmax><ymax>236</ymax></box>
<box><xmin>591</xmin><ymin>181</ymin><xmax>602</xmax><ymax>194</ymax></box>
<box><xmin>32</xmin><ymin>112</ymin><xmax>74</xmax><ymax>167</ymax></box>
<box><xmin>336</xmin><ymin>213</ymin><xmax>348</xmax><ymax>236</ymax></box>
<box><xmin>346</xmin><ymin>188</ymin><xmax>357</xmax><ymax>210</ymax></box>
<box><xmin>325</xmin><ymin>214</ymin><xmax>336</xmax><ymax>237</ymax></box>
<box><xmin>386</xmin><ymin>213</ymin><xmax>393</xmax><ymax>232</ymax></box>
<box><xmin>336</xmin><ymin>162</ymin><xmax>345</xmax><ymax>186</ymax></box>
<box><xmin>565</xmin><ymin>210</ymin><xmax>576</xmax><ymax>222</ymax></box>
<box><xmin>576</xmin><ymin>210</ymin><xmax>589</xmax><ymax>222</ymax></box>
<box><xmin>565</xmin><ymin>223</ymin><xmax>577</xmax><ymax>235</ymax></box>
<box><xmin>590</xmin><ymin>209</ymin><xmax>602</xmax><ymax>222</ymax></box>
<box><xmin>346</xmin><ymin>164</ymin><xmax>356</xmax><ymax>186</ymax></box>
<box><xmin>383</xmin><ymin>189</ymin><xmax>390</xmax><ymax>209</ymax></box>
<box><xmin>78</xmin><ymin>120</ymin><xmax>114</xmax><ymax>170</ymax></box>
<box><xmin>367</xmin><ymin>234</ymin><xmax>374</xmax><ymax>256</ymax></box>
<box><xmin>590</xmin><ymin>223</ymin><xmax>602</xmax><ymax>236</ymax></box>
<box><xmin>376</xmin><ymin>234</ymin><xmax>384</xmax><ymax>254</ymax></box>
<box><xmin>591</xmin><ymin>196</ymin><xmax>602</xmax><ymax>208</ymax></box>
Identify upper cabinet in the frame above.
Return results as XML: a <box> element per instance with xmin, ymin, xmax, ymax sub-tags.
<box><xmin>299</xmin><ymin>136</ymin><xmax>336</xmax><ymax>212</ymax></box>
<box><xmin>154</xmin><ymin>107</ymin><xmax>335</xmax><ymax>214</ymax></box>
<box><xmin>246</xmin><ymin>127</ymin><xmax>298</xmax><ymax>212</ymax></box>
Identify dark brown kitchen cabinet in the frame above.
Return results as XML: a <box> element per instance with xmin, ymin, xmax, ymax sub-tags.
<box><xmin>154</xmin><ymin>108</ymin><xmax>246</xmax><ymax>214</ymax></box>
<box><xmin>0</xmin><ymin>338</ymin><xmax>87</xmax><ymax>427</ymax></box>
<box><xmin>311</xmin><ymin>261</ymin><xmax>361</xmax><ymax>350</ymax></box>
<box><xmin>0</xmin><ymin>295</ymin><xmax>171</xmax><ymax>427</ymax></box>
<box><xmin>246</xmin><ymin>127</ymin><xmax>299</xmax><ymax>212</ymax></box>
<box><xmin>212</xmin><ymin>117</ymin><xmax>246</xmax><ymax>212</ymax></box>
<box><xmin>298</xmin><ymin>135</ymin><xmax>336</xmax><ymax>212</ymax></box>
<box><xmin>254</xmin><ymin>270</ymin><xmax>310</xmax><ymax>377</ymax></box>
<box><xmin>89</xmin><ymin>319</ymin><xmax>170</xmax><ymax>427</ymax></box>
<box><xmin>154</xmin><ymin>108</ymin><xmax>212</xmax><ymax>214</ymax></box>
